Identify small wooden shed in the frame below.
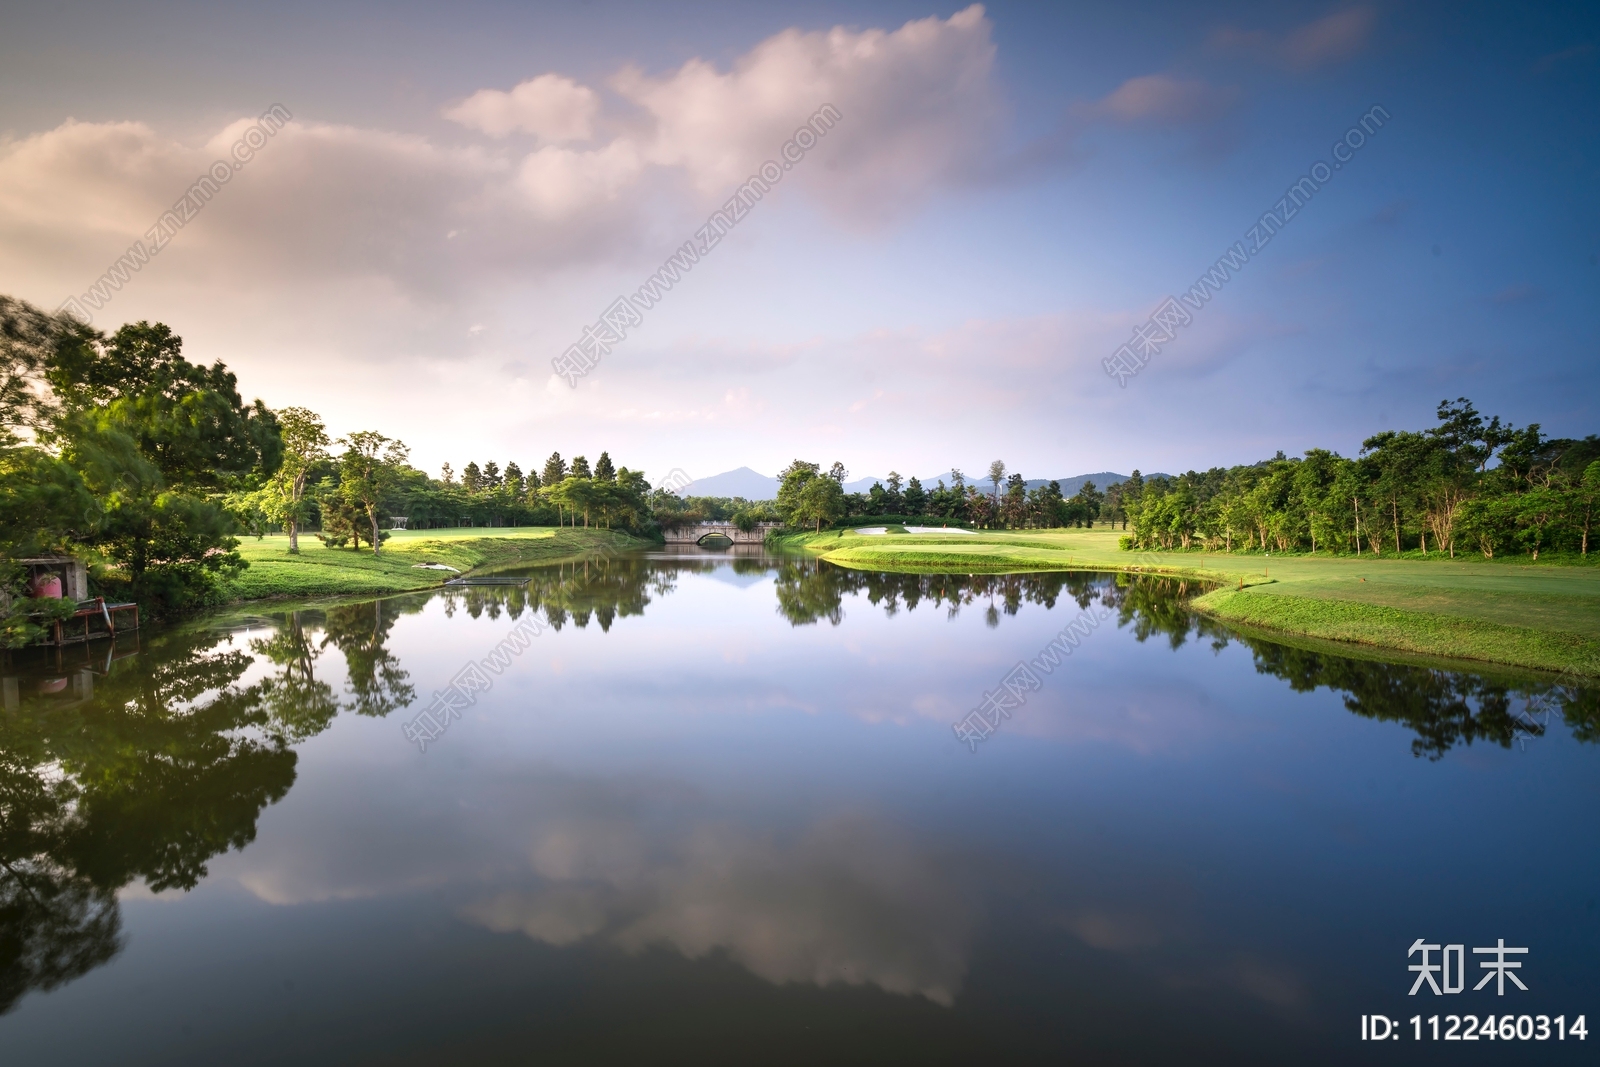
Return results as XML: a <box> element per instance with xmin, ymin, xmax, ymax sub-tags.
<box><xmin>18</xmin><ymin>557</ymin><xmax>90</xmax><ymax>601</ymax></box>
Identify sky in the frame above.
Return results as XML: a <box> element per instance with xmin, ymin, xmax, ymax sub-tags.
<box><xmin>1</xmin><ymin>0</ymin><xmax>1596</xmax><ymax>487</ymax></box>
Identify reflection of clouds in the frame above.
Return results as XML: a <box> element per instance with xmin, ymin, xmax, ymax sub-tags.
<box><xmin>1224</xmin><ymin>956</ymin><xmax>1306</xmax><ymax>1008</ymax></box>
<box><xmin>465</xmin><ymin>887</ymin><xmax>610</xmax><ymax>947</ymax></box>
<box><xmin>218</xmin><ymin>764</ymin><xmax>975</xmax><ymax>1005</ymax></box>
<box><xmin>1061</xmin><ymin>910</ymin><xmax>1162</xmax><ymax>952</ymax></box>
<box><xmin>468</xmin><ymin>815</ymin><xmax>974</xmax><ymax>1006</ymax></box>
<box><xmin>1010</xmin><ymin>681</ymin><xmax>1250</xmax><ymax>754</ymax></box>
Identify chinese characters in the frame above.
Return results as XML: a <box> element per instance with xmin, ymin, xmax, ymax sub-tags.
<box><xmin>1409</xmin><ymin>938</ymin><xmax>1529</xmax><ymax>996</ymax></box>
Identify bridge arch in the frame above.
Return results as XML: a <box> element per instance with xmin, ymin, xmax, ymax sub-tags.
<box><xmin>661</xmin><ymin>521</ymin><xmax>780</xmax><ymax>546</ymax></box>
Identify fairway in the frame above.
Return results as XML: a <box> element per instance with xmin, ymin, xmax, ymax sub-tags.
<box><xmin>227</xmin><ymin>527</ymin><xmax>643</xmax><ymax>601</ymax></box>
<box><xmin>787</xmin><ymin>527</ymin><xmax>1600</xmax><ymax>675</ymax></box>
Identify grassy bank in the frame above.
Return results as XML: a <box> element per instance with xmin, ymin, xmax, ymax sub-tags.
<box><xmin>777</xmin><ymin>527</ymin><xmax>1600</xmax><ymax>676</ymax></box>
<box><xmin>225</xmin><ymin>527</ymin><xmax>649</xmax><ymax>601</ymax></box>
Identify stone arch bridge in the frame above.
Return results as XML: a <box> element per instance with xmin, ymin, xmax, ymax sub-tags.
<box><xmin>662</xmin><ymin>521</ymin><xmax>780</xmax><ymax>545</ymax></box>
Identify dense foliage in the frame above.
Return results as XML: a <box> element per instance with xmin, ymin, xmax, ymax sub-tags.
<box><xmin>768</xmin><ymin>460</ymin><xmax>1105</xmax><ymax>530</ymax></box>
<box><xmin>1118</xmin><ymin>399</ymin><xmax>1599</xmax><ymax>559</ymax></box>
<box><xmin>3</xmin><ymin>299</ymin><xmax>281</xmax><ymax>617</ymax></box>
<box><xmin>0</xmin><ymin>297</ymin><xmax>664</xmax><ymax>635</ymax></box>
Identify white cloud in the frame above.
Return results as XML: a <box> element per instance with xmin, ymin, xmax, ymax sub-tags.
<box><xmin>443</xmin><ymin>73</ymin><xmax>600</xmax><ymax>142</ymax></box>
<box><xmin>612</xmin><ymin>3</ymin><xmax>1001</xmax><ymax>221</ymax></box>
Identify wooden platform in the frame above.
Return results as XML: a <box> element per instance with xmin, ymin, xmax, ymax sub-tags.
<box><xmin>46</xmin><ymin>598</ymin><xmax>140</xmax><ymax>645</ymax></box>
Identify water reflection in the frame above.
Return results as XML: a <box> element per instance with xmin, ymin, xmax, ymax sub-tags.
<box><xmin>461</xmin><ymin>800</ymin><xmax>974</xmax><ymax>1005</ymax></box>
<box><xmin>0</xmin><ymin>553</ymin><xmax>1594</xmax><ymax>1022</ymax></box>
<box><xmin>0</xmin><ymin>629</ymin><xmax>298</xmax><ymax>1012</ymax></box>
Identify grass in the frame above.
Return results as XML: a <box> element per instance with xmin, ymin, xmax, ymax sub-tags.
<box><xmin>777</xmin><ymin>527</ymin><xmax>1600</xmax><ymax>676</ymax></box>
<box><xmin>226</xmin><ymin>527</ymin><xmax>649</xmax><ymax>601</ymax></box>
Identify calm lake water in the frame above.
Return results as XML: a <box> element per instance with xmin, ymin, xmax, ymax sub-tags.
<box><xmin>3</xmin><ymin>547</ymin><xmax>1596</xmax><ymax>1065</ymax></box>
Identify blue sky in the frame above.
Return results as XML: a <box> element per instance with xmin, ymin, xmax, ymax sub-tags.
<box><xmin>1</xmin><ymin>1</ymin><xmax>1595</xmax><ymax>485</ymax></box>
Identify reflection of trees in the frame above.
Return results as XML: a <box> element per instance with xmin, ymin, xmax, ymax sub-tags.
<box><xmin>1089</xmin><ymin>577</ymin><xmax>1600</xmax><ymax>762</ymax></box>
<box><xmin>442</xmin><ymin>558</ymin><xmax>680</xmax><ymax>633</ymax></box>
<box><xmin>772</xmin><ymin>559</ymin><xmax>1138</xmax><ymax>629</ymax></box>
<box><xmin>251</xmin><ymin>611</ymin><xmax>339</xmax><ymax>740</ymax></box>
<box><xmin>320</xmin><ymin>600</ymin><xmax>416</xmax><ymax>717</ymax></box>
<box><xmin>772</xmin><ymin>561</ymin><xmax>1599</xmax><ymax>760</ymax></box>
<box><xmin>1239</xmin><ymin>641</ymin><xmax>1598</xmax><ymax>760</ymax></box>
<box><xmin>0</xmin><ymin>627</ymin><xmax>313</xmax><ymax>1012</ymax></box>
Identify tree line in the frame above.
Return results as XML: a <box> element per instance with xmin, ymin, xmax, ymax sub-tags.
<box><xmin>1117</xmin><ymin>399</ymin><xmax>1599</xmax><ymax>559</ymax></box>
<box><xmin>768</xmin><ymin>459</ymin><xmax>1106</xmax><ymax>530</ymax></box>
<box><xmin>0</xmin><ymin>297</ymin><xmax>662</xmax><ymax>629</ymax></box>
<box><xmin>254</xmin><ymin>438</ymin><xmax>660</xmax><ymax>548</ymax></box>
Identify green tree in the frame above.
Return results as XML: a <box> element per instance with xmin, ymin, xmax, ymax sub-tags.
<box><xmin>776</xmin><ymin>460</ymin><xmax>821</xmax><ymax>527</ymax></box>
<box><xmin>988</xmin><ymin>460</ymin><xmax>1006</xmax><ymax>500</ymax></box>
<box><xmin>337</xmin><ymin>432</ymin><xmax>408</xmax><ymax>555</ymax></box>
<box><xmin>1572</xmin><ymin>460</ymin><xmax>1600</xmax><ymax>556</ymax></box>
<box><xmin>902</xmin><ymin>476</ymin><xmax>926</xmax><ymax>516</ymax></box>
<box><xmin>594</xmin><ymin>451</ymin><xmax>615</xmax><ymax>481</ymax></box>
<box><xmin>262</xmin><ymin>407</ymin><xmax>328</xmax><ymax>554</ymax></box>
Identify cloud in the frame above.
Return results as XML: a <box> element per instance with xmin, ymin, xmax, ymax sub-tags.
<box><xmin>469</xmin><ymin>814</ymin><xmax>976</xmax><ymax>1005</ymax></box>
<box><xmin>1078</xmin><ymin>74</ymin><xmax>1238</xmax><ymax>126</ymax></box>
<box><xmin>611</xmin><ymin>3</ymin><xmax>1001</xmax><ymax>221</ymax></box>
<box><xmin>444</xmin><ymin>73</ymin><xmax>600</xmax><ymax>141</ymax></box>
<box><xmin>1210</xmin><ymin>7</ymin><xmax>1375</xmax><ymax>71</ymax></box>
<box><xmin>0</xmin><ymin>6</ymin><xmax>1004</xmax><ymax>321</ymax></box>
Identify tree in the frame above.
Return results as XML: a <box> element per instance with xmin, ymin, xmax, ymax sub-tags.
<box><xmin>776</xmin><ymin>460</ymin><xmax>822</xmax><ymax>528</ymax></box>
<box><xmin>903</xmin><ymin>476</ymin><xmax>926</xmax><ymax>516</ymax></box>
<box><xmin>462</xmin><ymin>461</ymin><xmax>482</xmax><ymax>492</ymax></box>
<box><xmin>1573</xmin><ymin>461</ymin><xmax>1600</xmax><ymax>556</ymax></box>
<box><xmin>883</xmin><ymin>471</ymin><xmax>904</xmax><ymax>514</ymax></box>
<box><xmin>440</xmin><ymin>462</ymin><xmax>455</xmax><ymax>485</ymax></box>
<box><xmin>29</xmin><ymin>313</ymin><xmax>282</xmax><ymax>611</ymax></box>
<box><xmin>542</xmin><ymin>452</ymin><xmax>567</xmax><ymax>486</ymax></box>
<box><xmin>504</xmin><ymin>462</ymin><xmax>524</xmax><ymax>495</ymax></box>
<box><xmin>337</xmin><ymin>432</ymin><xmax>408</xmax><ymax>555</ymax></box>
<box><xmin>798</xmin><ymin>471</ymin><xmax>845</xmax><ymax>530</ymax></box>
<box><xmin>988</xmin><ymin>460</ymin><xmax>1006</xmax><ymax>500</ymax></box>
<box><xmin>46</xmin><ymin>320</ymin><xmax>282</xmax><ymax>490</ymax></box>
<box><xmin>263</xmin><ymin>407</ymin><xmax>328</xmax><ymax>554</ymax></box>
<box><xmin>570</xmin><ymin>455</ymin><xmax>592</xmax><ymax>479</ymax></box>
<box><xmin>594</xmin><ymin>451</ymin><xmax>615</xmax><ymax>481</ymax></box>
<box><xmin>482</xmin><ymin>460</ymin><xmax>501</xmax><ymax>489</ymax></box>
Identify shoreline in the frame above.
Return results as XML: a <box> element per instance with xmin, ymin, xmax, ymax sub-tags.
<box><xmin>222</xmin><ymin>527</ymin><xmax>654</xmax><ymax>603</ymax></box>
<box><xmin>774</xmin><ymin>528</ymin><xmax>1600</xmax><ymax>678</ymax></box>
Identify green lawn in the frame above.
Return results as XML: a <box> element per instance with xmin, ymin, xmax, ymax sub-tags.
<box><xmin>227</xmin><ymin>527</ymin><xmax>647</xmax><ymax>601</ymax></box>
<box><xmin>782</xmin><ymin>527</ymin><xmax>1600</xmax><ymax>676</ymax></box>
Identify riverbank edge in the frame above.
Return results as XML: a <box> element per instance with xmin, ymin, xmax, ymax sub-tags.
<box><xmin>774</xmin><ymin>531</ymin><xmax>1600</xmax><ymax>678</ymax></box>
<box><xmin>222</xmin><ymin>529</ymin><xmax>654</xmax><ymax>603</ymax></box>
<box><xmin>1192</xmin><ymin>587</ymin><xmax>1598</xmax><ymax>678</ymax></box>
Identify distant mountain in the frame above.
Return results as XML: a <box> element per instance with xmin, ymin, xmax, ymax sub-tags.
<box><xmin>678</xmin><ymin>468</ymin><xmax>1154</xmax><ymax>502</ymax></box>
<box><xmin>678</xmin><ymin>467</ymin><xmax>779</xmax><ymax>499</ymax></box>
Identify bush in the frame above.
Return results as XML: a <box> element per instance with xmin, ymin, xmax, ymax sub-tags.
<box><xmin>1</xmin><ymin>596</ymin><xmax>80</xmax><ymax>648</ymax></box>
